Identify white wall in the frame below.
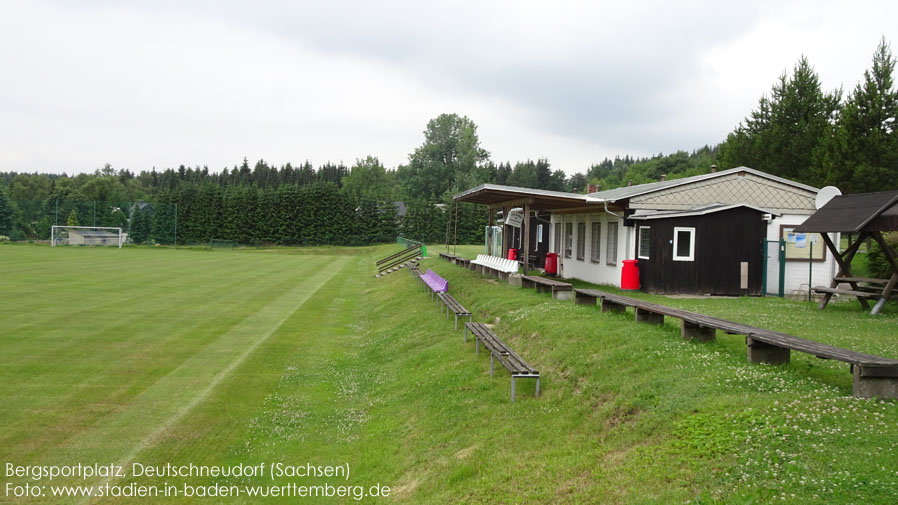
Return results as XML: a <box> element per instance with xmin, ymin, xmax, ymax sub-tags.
<box><xmin>549</xmin><ymin>211</ymin><xmax>629</xmax><ymax>287</ymax></box>
<box><xmin>765</xmin><ymin>214</ymin><xmax>840</xmax><ymax>296</ymax></box>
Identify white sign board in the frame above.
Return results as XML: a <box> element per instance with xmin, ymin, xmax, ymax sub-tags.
<box><xmin>505</xmin><ymin>208</ymin><xmax>524</xmax><ymax>228</ymax></box>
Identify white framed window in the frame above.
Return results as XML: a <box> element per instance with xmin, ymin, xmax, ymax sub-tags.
<box><xmin>638</xmin><ymin>226</ymin><xmax>651</xmax><ymax>259</ymax></box>
<box><xmin>673</xmin><ymin>227</ymin><xmax>695</xmax><ymax>261</ymax></box>
<box><xmin>564</xmin><ymin>222</ymin><xmax>573</xmax><ymax>258</ymax></box>
<box><xmin>606</xmin><ymin>222</ymin><xmax>618</xmax><ymax>265</ymax></box>
<box><xmin>590</xmin><ymin>222</ymin><xmax>601</xmax><ymax>263</ymax></box>
<box><xmin>576</xmin><ymin>222</ymin><xmax>586</xmax><ymax>260</ymax></box>
<box><xmin>537</xmin><ymin>224</ymin><xmax>544</xmax><ymax>243</ymax></box>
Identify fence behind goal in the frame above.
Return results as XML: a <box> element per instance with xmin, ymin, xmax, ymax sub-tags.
<box><xmin>51</xmin><ymin>226</ymin><xmax>124</xmax><ymax>248</ymax></box>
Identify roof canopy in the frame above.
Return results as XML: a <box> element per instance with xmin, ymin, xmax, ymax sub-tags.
<box><xmin>453</xmin><ymin>184</ymin><xmax>599</xmax><ymax>211</ymax></box>
<box><xmin>794</xmin><ymin>190</ymin><xmax>898</xmax><ymax>233</ymax></box>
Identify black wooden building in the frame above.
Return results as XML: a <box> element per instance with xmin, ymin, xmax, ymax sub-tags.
<box><xmin>629</xmin><ymin>204</ymin><xmax>772</xmax><ymax>296</ymax></box>
<box><xmin>505</xmin><ymin>210</ymin><xmax>551</xmax><ymax>268</ymax></box>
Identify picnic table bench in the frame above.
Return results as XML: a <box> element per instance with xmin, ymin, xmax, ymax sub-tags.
<box><xmin>438</xmin><ymin>292</ymin><xmax>472</xmax><ymax>330</ymax></box>
<box><xmin>464</xmin><ymin>322</ymin><xmax>540</xmax><ymax>401</ymax></box>
<box><xmin>521</xmin><ymin>275</ymin><xmax>573</xmax><ymax>300</ymax></box>
<box><xmin>574</xmin><ymin>288</ymin><xmax>898</xmax><ymax>398</ymax></box>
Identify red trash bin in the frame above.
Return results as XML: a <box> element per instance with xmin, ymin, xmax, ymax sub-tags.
<box><xmin>507</xmin><ymin>248</ymin><xmax>517</xmax><ymax>260</ymax></box>
<box><xmin>621</xmin><ymin>259</ymin><xmax>639</xmax><ymax>290</ymax></box>
<box><xmin>544</xmin><ymin>252</ymin><xmax>558</xmax><ymax>275</ymax></box>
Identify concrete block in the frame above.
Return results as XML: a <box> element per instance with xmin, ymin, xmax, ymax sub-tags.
<box><xmin>746</xmin><ymin>337</ymin><xmax>790</xmax><ymax>364</ymax></box>
<box><xmin>552</xmin><ymin>289</ymin><xmax>572</xmax><ymax>301</ymax></box>
<box><xmin>601</xmin><ymin>299</ymin><xmax>626</xmax><ymax>314</ymax></box>
<box><xmin>507</xmin><ymin>274</ymin><xmax>523</xmax><ymax>287</ymax></box>
<box><xmin>682</xmin><ymin>320</ymin><xmax>715</xmax><ymax>342</ymax></box>
<box><xmin>853</xmin><ymin>366</ymin><xmax>898</xmax><ymax>399</ymax></box>
<box><xmin>635</xmin><ymin>307</ymin><xmax>664</xmax><ymax>325</ymax></box>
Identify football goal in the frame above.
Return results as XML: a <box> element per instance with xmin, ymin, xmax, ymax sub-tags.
<box><xmin>51</xmin><ymin>226</ymin><xmax>124</xmax><ymax>248</ymax></box>
<box><xmin>209</xmin><ymin>239</ymin><xmax>237</xmax><ymax>249</ymax></box>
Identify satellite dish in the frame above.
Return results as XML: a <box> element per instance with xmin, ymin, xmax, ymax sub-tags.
<box><xmin>815</xmin><ymin>186</ymin><xmax>842</xmax><ymax>209</ymax></box>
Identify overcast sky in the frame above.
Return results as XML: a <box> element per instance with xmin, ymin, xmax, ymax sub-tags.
<box><xmin>1</xmin><ymin>0</ymin><xmax>896</xmax><ymax>176</ymax></box>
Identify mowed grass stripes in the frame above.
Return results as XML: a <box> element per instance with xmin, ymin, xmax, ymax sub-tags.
<box><xmin>0</xmin><ymin>246</ymin><xmax>350</xmax><ymax>495</ymax></box>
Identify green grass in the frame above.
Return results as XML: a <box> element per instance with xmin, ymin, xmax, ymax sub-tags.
<box><xmin>2</xmin><ymin>243</ymin><xmax>898</xmax><ymax>504</ymax></box>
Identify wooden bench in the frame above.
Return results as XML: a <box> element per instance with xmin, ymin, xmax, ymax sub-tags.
<box><xmin>419</xmin><ymin>269</ymin><xmax>448</xmax><ymax>302</ymax></box>
<box><xmin>521</xmin><ymin>275</ymin><xmax>573</xmax><ymax>300</ymax></box>
<box><xmin>573</xmin><ymin>288</ymin><xmax>898</xmax><ymax>398</ymax></box>
<box><xmin>464</xmin><ymin>322</ymin><xmax>540</xmax><ymax>401</ymax></box>
<box><xmin>439</xmin><ymin>252</ymin><xmax>460</xmax><ymax>262</ymax></box>
<box><xmin>438</xmin><ymin>292</ymin><xmax>472</xmax><ymax>330</ymax></box>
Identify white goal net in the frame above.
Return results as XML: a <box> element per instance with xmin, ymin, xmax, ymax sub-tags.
<box><xmin>51</xmin><ymin>226</ymin><xmax>124</xmax><ymax>248</ymax></box>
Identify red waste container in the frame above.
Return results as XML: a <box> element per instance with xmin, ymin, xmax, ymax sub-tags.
<box><xmin>621</xmin><ymin>259</ymin><xmax>639</xmax><ymax>290</ymax></box>
<box><xmin>544</xmin><ymin>252</ymin><xmax>558</xmax><ymax>275</ymax></box>
<box><xmin>507</xmin><ymin>248</ymin><xmax>517</xmax><ymax>260</ymax></box>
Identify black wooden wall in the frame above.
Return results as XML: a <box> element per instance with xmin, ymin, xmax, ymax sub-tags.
<box><xmin>635</xmin><ymin>207</ymin><xmax>766</xmax><ymax>295</ymax></box>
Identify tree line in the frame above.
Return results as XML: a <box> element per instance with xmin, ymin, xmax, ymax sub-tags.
<box><xmin>1</xmin><ymin>39</ymin><xmax>896</xmax><ymax>246</ymax></box>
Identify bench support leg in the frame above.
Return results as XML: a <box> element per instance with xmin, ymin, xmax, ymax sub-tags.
<box><xmin>681</xmin><ymin>321</ymin><xmax>715</xmax><ymax>342</ymax></box>
<box><xmin>453</xmin><ymin>314</ymin><xmax>458</xmax><ymax>330</ymax></box>
<box><xmin>574</xmin><ymin>292</ymin><xmax>597</xmax><ymax>305</ymax></box>
<box><xmin>635</xmin><ymin>307</ymin><xmax>664</xmax><ymax>325</ymax></box>
<box><xmin>853</xmin><ymin>366</ymin><xmax>898</xmax><ymax>399</ymax></box>
<box><xmin>475</xmin><ymin>338</ymin><xmax>479</xmax><ymax>355</ymax></box>
<box><xmin>490</xmin><ymin>355</ymin><xmax>494</xmax><ymax>377</ymax></box>
<box><xmin>601</xmin><ymin>299</ymin><xmax>626</xmax><ymax>314</ymax></box>
<box><xmin>553</xmin><ymin>289</ymin><xmax>572</xmax><ymax>301</ymax></box>
<box><xmin>535</xmin><ymin>377</ymin><xmax>540</xmax><ymax>397</ymax></box>
<box><xmin>511</xmin><ymin>377</ymin><xmax>516</xmax><ymax>402</ymax></box>
<box><xmin>746</xmin><ymin>337</ymin><xmax>790</xmax><ymax>364</ymax></box>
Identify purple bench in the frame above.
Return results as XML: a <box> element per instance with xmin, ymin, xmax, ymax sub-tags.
<box><xmin>420</xmin><ymin>269</ymin><xmax>448</xmax><ymax>301</ymax></box>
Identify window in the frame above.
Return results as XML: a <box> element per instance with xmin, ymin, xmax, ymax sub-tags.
<box><xmin>564</xmin><ymin>222</ymin><xmax>573</xmax><ymax>258</ymax></box>
<box><xmin>638</xmin><ymin>226</ymin><xmax>651</xmax><ymax>259</ymax></box>
<box><xmin>554</xmin><ymin>222</ymin><xmax>562</xmax><ymax>254</ymax></box>
<box><xmin>537</xmin><ymin>224</ymin><xmax>544</xmax><ymax>244</ymax></box>
<box><xmin>606</xmin><ymin>222</ymin><xmax>618</xmax><ymax>265</ymax></box>
<box><xmin>576</xmin><ymin>222</ymin><xmax>586</xmax><ymax>260</ymax></box>
<box><xmin>673</xmin><ymin>227</ymin><xmax>695</xmax><ymax>261</ymax></box>
<box><xmin>590</xmin><ymin>222</ymin><xmax>601</xmax><ymax>263</ymax></box>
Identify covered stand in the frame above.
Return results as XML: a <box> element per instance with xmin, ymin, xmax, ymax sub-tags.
<box><xmin>794</xmin><ymin>190</ymin><xmax>898</xmax><ymax>315</ymax></box>
<box><xmin>453</xmin><ymin>184</ymin><xmax>604</xmax><ymax>275</ymax></box>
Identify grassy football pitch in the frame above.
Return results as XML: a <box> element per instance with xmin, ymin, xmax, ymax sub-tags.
<box><xmin>2</xmin><ymin>244</ymin><xmax>898</xmax><ymax>504</ymax></box>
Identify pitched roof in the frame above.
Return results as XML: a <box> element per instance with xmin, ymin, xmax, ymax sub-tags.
<box><xmin>587</xmin><ymin>166</ymin><xmax>819</xmax><ymax>203</ymax></box>
<box><xmin>794</xmin><ymin>190</ymin><xmax>898</xmax><ymax>233</ymax></box>
<box><xmin>629</xmin><ymin>203</ymin><xmax>779</xmax><ymax>221</ymax></box>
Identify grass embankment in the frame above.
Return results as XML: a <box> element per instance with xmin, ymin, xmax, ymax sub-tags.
<box><xmin>1</xmin><ymin>244</ymin><xmax>897</xmax><ymax>504</ymax></box>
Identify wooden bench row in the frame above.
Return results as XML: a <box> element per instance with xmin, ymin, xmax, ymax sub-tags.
<box><xmin>574</xmin><ymin>288</ymin><xmax>898</xmax><ymax>398</ymax></box>
<box><xmin>411</xmin><ymin>262</ymin><xmax>540</xmax><ymax>401</ymax></box>
<box><xmin>465</xmin><ymin>322</ymin><xmax>540</xmax><ymax>402</ymax></box>
<box><xmin>521</xmin><ymin>275</ymin><xmax>573</xmax><ymax>300</ymax></box>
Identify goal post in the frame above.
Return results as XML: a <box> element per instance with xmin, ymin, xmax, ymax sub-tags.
<box><xmin>51</xmin><ymin>226</ymin><xmax>124</xmax><ymax>249</ymax></box>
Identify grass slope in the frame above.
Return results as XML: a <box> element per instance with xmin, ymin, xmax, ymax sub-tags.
<box><xmin>1</xmin><ymin>244</ymin><xmax>897</xmax><ymax>504</ymax></box>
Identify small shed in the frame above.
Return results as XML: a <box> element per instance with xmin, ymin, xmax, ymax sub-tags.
<box><xmin>795</xmin><ymin>190</ymin><xmax>898</xmax><ymax>314</ymax></box>
<box><xmin>67</xmin><ymin>229</ymin><xmax>120</xmax><ymax>246</ymax></box>
<box><xmin>630</xmin><ymin>204</ymin><xmax>774</xmax><ymax>296</ymax></box>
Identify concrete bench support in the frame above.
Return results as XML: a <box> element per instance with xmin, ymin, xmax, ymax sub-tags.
<box><xmin>681</xmin><ymin>320</ymin><xmax>715</xmax><ymax>342</ymax></box>
<box><xmin>635</xmin><ymin>307</ymin><xmax>664</xmax><ymax>325</ymax></box>
<box><xmin>574</xmin><ymin>291</ymin><xmax>598</xmax><ymax>305</ymax></box>
<box><xmin>746</xmin><ymin>337</ymin><xmax>790</xmax><ymax>365</ymax></box>
<box><xmin>601</xmin><ymin>298</ymin><xmax>626</xmax><ymax>313</ymax></box>
<box><xmin>853</xmin><ymin>366</ymin><xmax>898</xmax><ymax>399</ymax></box>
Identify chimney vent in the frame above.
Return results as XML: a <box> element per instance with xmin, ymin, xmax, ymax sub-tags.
<box><xmin>587</xmin><ymin>183</ymin><xmax>598</xmax><ymax>193</ymax></box>
<box><xmin>711</xmin><ymin>164</ymin><xmax>717</xmax><ymax>173</ymax></box>
<box><xmin>660</xmin><ymin>174</ymin><xmax>666</xmax><ymax>181</ymax></box>
<box><xmin>628</xmin><ymin>179</ymin><xmax>633</xmax><ymax>187</ymax></box>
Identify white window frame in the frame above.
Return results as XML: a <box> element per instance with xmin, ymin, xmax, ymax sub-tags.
<box><xmin>576</xmin><ymin>222</ymin><xmax>586</xmax><ymax>260</ymax></box>
<box><xmin>673</xmin><ymin>227</ymin><xmax>695</xmax><ymax>262</ymax></box>
<box><xmin>638</xmin><ymin>226</ymin><xmax>651</xmax><ymax>260</ymax></box>
<box><xmin>590</xmin><ymin>222</ymin><xmax>601</xmax><ymax>263</ymax></box>
<box><xmin>606</xmin><ymin>222</ymin><xmax>618</xmax><ymax>266</ymax></box>
<box><xmin>537</xmin><ymin>224</ymin><xmax>543</xmax><ymax>243</ymax></box>
<box><xmin>554</xmin><ymin>222</ymin><xmax>562</xmax><ymax>254</ymax></box>
<box><xmin>564</xmin><ymin>222</ymin><xmax>573</xmax><ymax>259</ymax></box>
